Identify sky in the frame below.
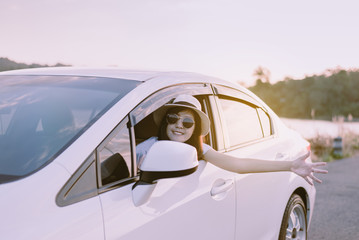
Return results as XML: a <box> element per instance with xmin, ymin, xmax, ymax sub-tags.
<box><xmin>1</xmin><ymin>0</ymin><xmax>358</xmax><ymax>86</ymax></box>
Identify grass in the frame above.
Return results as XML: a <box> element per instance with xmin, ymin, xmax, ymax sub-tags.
<box><xmin>308</xmin><ymin>131</ymin><xmax>359</xmax><ymax>162</ymax></box>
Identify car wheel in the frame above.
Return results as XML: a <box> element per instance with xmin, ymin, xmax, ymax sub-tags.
<box><xmin>279</xmin><ymin>194</ymin><xmax>307</xmax><ymax>240</ymax></box>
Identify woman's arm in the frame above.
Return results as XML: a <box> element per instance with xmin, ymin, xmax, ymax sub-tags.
<box><xmin>203</xmin><ymin>149</ymin><xmax>327</xmax><ymax>185</ymax></box>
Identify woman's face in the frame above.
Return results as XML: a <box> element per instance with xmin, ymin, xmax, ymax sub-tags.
<box><xmin>166</xmin><ymin>109</ymin><xmax>195</xmax><ymax>143</ymax></box>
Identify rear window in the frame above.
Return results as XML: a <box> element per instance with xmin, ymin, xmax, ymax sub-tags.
<box><xmin>0</xmin><ymin>75</ymin><xmax>141</xmax><ymax>184</ymax></box>
<box><xmin>218</xmin><ymin>98</ymin><xmax>264</xmax><ymax>147</ymax></box>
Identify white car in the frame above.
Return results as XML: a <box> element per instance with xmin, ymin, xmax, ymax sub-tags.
<box><xmin>0</xmin><ymin>68</ymin><xmax>315</xmax><ymax>240</ymax></box>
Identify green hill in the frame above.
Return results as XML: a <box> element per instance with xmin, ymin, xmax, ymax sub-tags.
<box><xmin>249</xmin><ymin>69</ymin><xmax>359</xmax><ymax>120</ymax></box>
<box><xmin>0</xmin><ymin>57</ymin><xmax>70</xmax><ymax>72</ymax></box>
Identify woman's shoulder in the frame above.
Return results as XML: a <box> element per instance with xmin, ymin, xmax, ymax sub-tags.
<box><xmin>202</xmin><ymin>143</ymin><xmax>213</xmax><ymax>155</ymax></box>
<box><xmin>136</xmin><ymin>137</ymin><xmax>158</xmax><ymax>165</ymax></box>
<box><xmin>137</xmin><ymin>136</ymin><xmax>158</xmax><ymax>148</ymax></box>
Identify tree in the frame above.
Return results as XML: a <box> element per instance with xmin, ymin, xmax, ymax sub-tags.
<box><xmin>253</xmin><ymin>66</ymin><xmax>271</xmax><ymax>83</ymax></box>
<box><xmin>249</xmin><ymin>68</ymin><xmax>359</xmax><ymax>119</ymax></box>
<box><xmin>0</xmin><ymin>57</ymin><xmax>70</xmax><ymax>72</ymax></box>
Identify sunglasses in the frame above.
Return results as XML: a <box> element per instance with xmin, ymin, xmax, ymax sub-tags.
<box><xmin>166</xmin><ymin>114</ymin><xmax>195</xmax><ymax>129</ymax></box>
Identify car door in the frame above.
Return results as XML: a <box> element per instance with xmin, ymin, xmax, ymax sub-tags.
<box><xmin>213</xmin><ymin>85</ymin><xmax>297</xmax><ymax>239</ymax></box>
<box><xmin>99</xmin><ymin>84</ymin><xmax>236</xmax><ymax>240</ymax></box>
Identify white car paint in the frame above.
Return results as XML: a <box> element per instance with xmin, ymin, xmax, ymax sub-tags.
<box><xmin>0</xmin><ymin>163</ymin><xmax>105</xmax><ymax>239</ymax></box>
<box><xmin>100</xmin><ymin>160</ymin><xmax>236</xmax><ymax>240</ymax></box>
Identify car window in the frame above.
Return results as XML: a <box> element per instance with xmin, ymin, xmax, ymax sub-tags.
<box><xmin>134</xmin><ymin>96</ymin><xmax>212</xmax><ymax>167</ymax></box>
<box><xmin>132</xmin><ymin>84</ymin><xmax>213</xmax><ymax>166</ymax></box>
<box><xmin>218</xmin><ymin>97</ymin><xmax>263</xmax><ymax>147</ymax></box>
<box><xmin>0</xmin><ymin>75</ymin><xmax>140</xmax><ymax>184</ymax></box>
<box><xmin>56</xmin><ymin>153</ymin><xmax>98</xmax><ymax>207</ymax></box>
<box><xmin>97</xmin><ymin>120</ymin><xmax>131</xmax><ymax>187</ymax></box>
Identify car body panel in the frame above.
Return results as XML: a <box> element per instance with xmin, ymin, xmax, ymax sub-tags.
<box><xmin>0</xmin><ymin>163</ymin><xmax>104</xmax><ymax>240</ymax></box>
<box><xmin>100</xmin><ymin>161</ymin><xmax>236</xmax><ymax>240</ymax></box>
<box><xmin>226</xmin><ymin>133</ymin><xmax>313</xmax><ymax>239</ymax></box>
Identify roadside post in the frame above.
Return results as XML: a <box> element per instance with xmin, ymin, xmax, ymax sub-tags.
<box><xmin>332</xmin><ymin>137</ymin><xmax>343</xmax><ymax>158</ymax></box>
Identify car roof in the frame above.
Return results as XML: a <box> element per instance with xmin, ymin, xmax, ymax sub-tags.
<box><xmin>0</xmin><ymin>67</ymin><xmax>218</xmax><ymax>83</ymax></box>
<box><xmin>0</xmin><ymin>67</ymin><xmax>253</xmax><ymax>99</ymax></box>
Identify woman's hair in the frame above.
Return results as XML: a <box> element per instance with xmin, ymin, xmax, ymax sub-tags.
<box><xmin>158</xmin><ymin>106</ymin><xmax>204</xmax><ymax>159</ymax></box>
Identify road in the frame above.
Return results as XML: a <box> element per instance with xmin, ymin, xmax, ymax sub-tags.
<box><xmin>308</xmin><ymin>156</ymin><xmax>359</xmax><ymax>239</ymax></box>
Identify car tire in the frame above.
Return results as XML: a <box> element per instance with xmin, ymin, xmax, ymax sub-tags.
<box><xmin>279</xmin><ymin>194</ymin><xmax>307</xmax><ymax>240</ymax></box>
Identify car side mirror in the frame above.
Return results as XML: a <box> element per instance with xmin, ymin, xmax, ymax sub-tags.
<box><xmin>132</xmin><ymin>140</ymin><xmax>198</xmax><ymax>207</ymax></box>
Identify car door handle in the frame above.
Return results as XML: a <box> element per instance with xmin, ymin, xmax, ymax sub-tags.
<box><xmin>275</xmin><ymin>152</ymin><xmax>289</xmax><ymax>160</ymax></box>
<box><xmin>210</xmin><ymin>179</ymin><xmax>234</xmax><ymax>197</ymax></box>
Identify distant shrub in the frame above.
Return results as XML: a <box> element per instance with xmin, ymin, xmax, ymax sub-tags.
<box><xmin>343</xmin><ymin>132</ymin><xmax>359</xmax><ymax>157</ymax></box>
<box><xmin>309</xmin><ymin>131</ymin><xmax>359</xmax><ymax>162</ymax></box>
<box><xmin>309</xmin><ymin>135</ymin><xmax>335</xmax><ymax>162</ymax></box>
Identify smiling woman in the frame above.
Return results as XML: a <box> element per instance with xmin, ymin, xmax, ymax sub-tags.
<box><xmin>136</xmin><ymin>94</ymin><xmax>212</xmax><ymax>166</ymax></box>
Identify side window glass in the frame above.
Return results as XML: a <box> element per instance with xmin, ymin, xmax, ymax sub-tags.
<box><xmin>98</xmin><ymin>121</ymin><xmax>131</xmax><ymax>186</ymax></box>
<box><xmin>218</xmin><ymin>98</ymin><xmax>263</xmax><ymax>147</ymax></box>
<box><xmin>56</xmin><ymin>153</ymin><xmax>98</xmax><ymax>207</ymax></box>
<box><xmin>257</xmin><ymin>108</ymin><xmax>272</xmax><ymax>137</ymax></box>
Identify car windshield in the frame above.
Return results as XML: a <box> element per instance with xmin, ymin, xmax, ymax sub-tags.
<box><xmin>0</xmin><ymin>75</ymin><xmax>141</xmax><ymax>184</ymax></box>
